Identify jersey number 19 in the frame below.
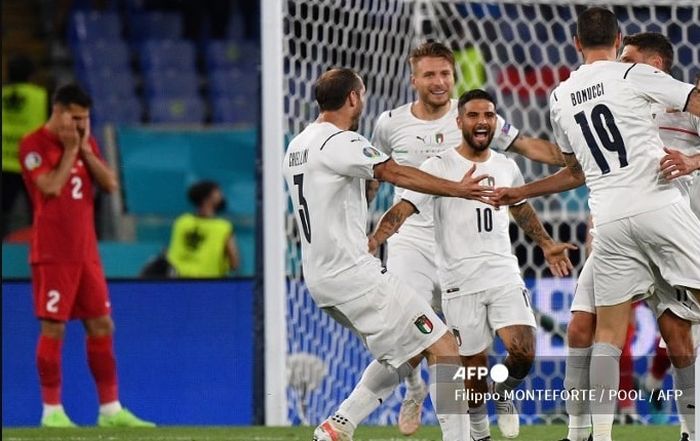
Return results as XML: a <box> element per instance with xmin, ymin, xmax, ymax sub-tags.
<box><xmin>574</xmin><ymin>104</ymin><xmax>628</xmax><ymax>175</ymax></box>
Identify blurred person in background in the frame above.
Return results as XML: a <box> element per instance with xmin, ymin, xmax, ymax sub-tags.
<box><xmin>166</xmin><ymin>180</ymin><xmax>240</xmax><ymax>277</ymax></box>
<box><xmin>2</xmin><ymin>55</ymin><xmax>47</xmax><ymax>239</ymax></box>
<box><xmin>19</xmin><ymin>83</ymin><xmax>155</xmax><ymax>428</ymax></box>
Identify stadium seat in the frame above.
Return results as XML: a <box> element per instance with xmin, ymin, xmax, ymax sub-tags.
<box><xmin>130</xmin><ymin>12</ymin><xmax>183</xmax><ymax>42</ymax></box>
<box><xmin>143</xmin><ymin>69</ymin><xmax>199</xmax><ymax>98</ymax></box>
<box><xmin>208</xmin><ymin>68</ymin><xmax>258</xmax><ymax>99</ymax></box>
<box><xmin>74</xmin><ymin>40</ymin><xmax>131</xmax><ymax>71</ymax></box>
<box><xmin>140</xmin><ymin>39</ymin><xmax>196</xmax><ymax>72</ymax></box>
<box><xmin>91</xmin><ymin>94</ymin><xmax>142</xmax><ymax>127</ymax></box>
<box><xmin>69</xmin><ymin>11</ymin><xmax>122</xmax><ymax>46</ymax></box>
<box><xmin>211</xmin><ymin>97</ymin><xmax>258</xmax><ymax>126</ymax></box>
<box><xmin>204</xmin><ymin>40</ymin><xmax>260</xmax><ymax>71</ymax></box>
<box><xmin>79</xmin><ymin>67</ymin><xmax>136</xmax><ymax>99</ymax></box>
<box><xmin>147</xmin><ymin>97</ymin><xmax>205</xmax><ymax>124</ymax></box>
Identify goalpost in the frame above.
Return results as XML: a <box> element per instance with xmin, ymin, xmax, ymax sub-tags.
<box><xmin>262</xmin><ymin>0</ymin><xmax>700</xmax><ymax>426</ymax></box>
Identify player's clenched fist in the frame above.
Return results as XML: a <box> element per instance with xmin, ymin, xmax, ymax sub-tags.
<box><xmin>490</xmin><ymin>186</ymin><xmax>525</xmax><ymax>208</ymax></box>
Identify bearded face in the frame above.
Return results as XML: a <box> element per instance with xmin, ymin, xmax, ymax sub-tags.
<box><xmin>457</xmin><ymin>99</ymin><xmax>497</xmax><ymax>151</ymax></box>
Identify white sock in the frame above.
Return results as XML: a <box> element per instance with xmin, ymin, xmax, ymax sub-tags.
<box><xmin>590</xmin><ymin>342</ymin><xmax>621</xmax><ymax>441</ymax></box>
<box><xmin>566</xmin><ymin>346</ymin><xmax>593</xmax><ymax>441</ymax></box>
<box><xmin>99</xmin><ymin>401</ymin><xmax>123</xmax><ymax>417</ymax></box>
<box><xmin>42</xmin><ymin>403</ymin><xmax>63</xmax><ymax>419</ymax></box>
<box><xmin>673</xmin><ymin>363</ymin><xmax>695</xmax><ymax>439</ymax></box>
<box><xmin>469</xmin><ymin>402</ymin><xmax>490</xmax><ymax>439</ymax></box>
<box><xmin>405</xmin><ymin>364</ymin><xmax>425</xmax><ymax>395</ymax></box>
<box><xmin>335</xmin><ymin>360</ymin><xmax>404</xmax><ymax>430</ymax></box>
<box><xmin>428</xmin><ymin>363</ymin><xmax>470</xmax><ymax>441</ymax></box>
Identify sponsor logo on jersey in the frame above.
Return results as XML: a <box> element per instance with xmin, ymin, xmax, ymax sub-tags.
<box><xmin>453</xmin><ymin>328</ymin><xmax>462</xmax><ymax>346</ymax></box>
<box><xmin>414</xmin><ymin>314</ymin><xmax>434</xmax><ymax>334</ymax></box>
<box><xmin>23</xmin><ymin>152</ymin><xmax>42</xmax><ymax>170</ymax></box>
<box><xmin>362</xmin><ymin>146</ymin><xmax>381</xmax><ymax>158</ymax></box>
<box><xmin>436</xmin><ymin>133</ymin><xmax>444</xmax><ymax>144</ymax></box>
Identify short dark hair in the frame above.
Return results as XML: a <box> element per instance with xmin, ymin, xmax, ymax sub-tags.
<box><xmin>52</xmin><ymin>84</ymin><xmax>92</xmax><ymax>108</ymax></box>
<box><xmin>8</xmin><ymin>55</ymin><xmax>35</xmax><ymax>83</ymax></box>
<box><xmin>622</xmin><ymin>32</ymin><xmax>673</xmax><ymax>74</ymax></box>
<box><xmin>313</xmin><ymin>68</ymin><xmax>363</xmax><ymax>111</ymax></box>
<box><xmin>457</xmin><ymin>89</ymin><xmax>495</xmax><ymax>113</ymax></box>
<box><xmin>409</xmin><ymin>41</ymin><xmax>455</xmax><ymax>72</ymax></box>
<box><xmin>188</xmin><ymin>181</ymin><xmax>219</xmax><ymax>207</ymax></box>
<box><xmin>576</xmin><ymin>7</ymin><xmax>619</xmax><ymax>49</ymax></box>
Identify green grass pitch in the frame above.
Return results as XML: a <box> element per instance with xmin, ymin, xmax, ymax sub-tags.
<box><xmin>1</xmin><ymin>425</ymin><xmax>679</xmax><ymax>441</ymax></box>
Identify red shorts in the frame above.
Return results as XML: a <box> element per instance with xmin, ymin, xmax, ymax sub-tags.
<box><xmin>31</xmin><ymin>260</ymin><xmax>111</xmax><ymax>321</ymax></box>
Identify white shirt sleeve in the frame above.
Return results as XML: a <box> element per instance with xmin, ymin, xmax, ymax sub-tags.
<box><xmin>549</xmin><ymin>92</ymin><xmax>574</xmax><ymax>154</ymax></box>
<box><xmin>490</xmin><ymin>114</ymin><xmax>521</xmax><ymax>153</ymax></box>
<box><xmin>371</xmin><ymin>111</ymin><xmax>393</xmax><ymax>156</ymax></box>
<box><xmin>624</xmin><ymin>63</ymin><xmax>696</xmax><ymax>111</ymax></box>
<box><xmin>400</xmin><ymin>157</ymin><xmax>441</xmax><ymax>213</ymax></box>
<box><xmin>321</xmin><ymin>131</ymin><xmax>389</xmax><ymax>179</ymax></box>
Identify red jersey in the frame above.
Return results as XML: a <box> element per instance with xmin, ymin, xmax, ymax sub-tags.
<box><xmin>19</xmin><ymin>127</ymin><xmax>102</xmax><ymax>263</ymax></box>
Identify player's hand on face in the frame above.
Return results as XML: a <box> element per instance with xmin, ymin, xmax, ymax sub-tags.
<box><xmin>78</xmin><ymin>117</ymin><xmax>91</xmax><ymax>154</ymax></box>
<box><xmin>367</xmin><ymin>235</ymin><xmax>379</xmax><ymax>256</ymax></box>
<box><xmin>543</xmin><ymin>242</ymin><xmax>577</xmax><ymax>277</ymax></box>
<box><xmin>660</xmin><ymin>147</ymin><xmax>699</xmax><ymax>180</ymax></box>
<box><xmin>491</xmin><ymin>187</ymin><xmax>524</xmax><ymax>208</ymax></box>
<box><xmin>459</xmin><ymin>164</ymin><xmax>495</xmax><ymax>206</ymax></box>
<box><xmin>58</xmin><ymin>112</ymin><xmax>80</xmax><ymax>155</ymax></box>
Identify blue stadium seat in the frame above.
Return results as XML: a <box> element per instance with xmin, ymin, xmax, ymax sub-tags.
<box><xmin>69</xmin><ymin>11</ymin><xmax>122</xmax><ymax>46</ymax></box>
<box><xmin>130</xmin><ymin>12</ymin><xmax>183</xmax><ymax>41</ymax></box>
<box><xmin>91</xmin><ymin>94</ymin><xmax>142</xmax><ymax>126</ymax></box>
<box><xmin>80</xmin><ymin>67</ymin><xmax>136</xmax><ymax>99</ymax></box>
<box><xmin>148</xmin><ymin>97</ymin><xmax>205</xmax><ymax>124</ymax></box>
<box><xmin>204</xmin><ymin>40</ymin><xmax>260</xmax><ymax>71</ymax></box>
<box><xmin>211</xmin><ymin>97</ymin><xmax>258</xmax><ymax>126</ymax></box>
<box><xmin>140</xmin><ymin>39</ymin><xmax>196</xmax><ymax>72</ymax></box>
<box><xmin>74</xmin><ymin>40</ymin><xmax>130</xmax><ymax>71</ymax></box>
<box><xmin>208</xmin><ymin>68</ymin><xmax>258</xmax><ymax>99</ymax></box>
<box><xmin>143</xmin><ymin>69</ymin><xmax>199</xmax><ymax>98</ymax></box>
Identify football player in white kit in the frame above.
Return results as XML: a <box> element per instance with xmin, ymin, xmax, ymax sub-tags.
<box><xmin>370</xmin><ymin>41</ymin><xmax>565</xmax><ymax>439</ymax></box>
<box><xmin>284</xmin><ymin>68</ymin><xmax>500</xmax><ymax>441</ymax></box>
<box><xmin>492</xmin><ymin>8</ymin><xmax>700</xmax><ymax>441</ymax></box>
<box><xmin>371</xmin><ymin>89</ymin><xmax>577</xmax><ymax>441</ymax></box>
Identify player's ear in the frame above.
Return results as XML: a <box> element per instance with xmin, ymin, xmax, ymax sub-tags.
<box><xmin>614</xmin><ymin>31</ymin><xmax>622</xmax><ymax>51</ymax></box>
<box><xmin>573</xmin><ymin>35</ymin><xmax>583</xmax><ymax>53</ymax></box>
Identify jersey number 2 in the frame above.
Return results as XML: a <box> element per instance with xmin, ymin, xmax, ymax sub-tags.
<box><xmin>71</xmin><ymin>176</ymin><xmax>83</xmax><ymax>199</ymax></box>
<box><xmin>573</xmin><ymin>104</ymin><xmax>628</xmax><ymax>175</ymax></box>
<box><xmin>293</xmin><ymin>174</ymin><xmax>312</xmax><ymax>243</ymax></box>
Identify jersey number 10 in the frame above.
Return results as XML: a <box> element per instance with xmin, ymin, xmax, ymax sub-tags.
<box><xmin>574</xmin><ymin>103</ymin><xmax>628</xmax><ymax>175</ymax></box>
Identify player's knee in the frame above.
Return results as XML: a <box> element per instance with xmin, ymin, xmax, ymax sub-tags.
<box><xmin>425</xmin><ymin>329</ymin><xmax>459</xmax><ymax>360</ymax></box>
<box><xmin>84</xmin><ymin>315</ymin><xmax>115</xmax><ymax>337</ymax></box>
<box><xmin>40</xmin><ymin>320</ymin><xmax>66</xmax><ymax>339</ymax></box>
<box><xmin>568</xmin><ymin>312</ymin><xmax>595</xmax><ymax>348</ymax></box>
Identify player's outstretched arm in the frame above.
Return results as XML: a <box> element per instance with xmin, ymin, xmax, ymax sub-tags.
<box><xmin>685</xmin><ymin>88</ymin><xmax>700</xmax><ymax>117</ymax></box>
<box><xmin>660</xmin><ymin>147</ymin><xmax>700</xmax><ymax>180</ymax></box>
<box><xmin>510</xmin><ymin>135</ymin><xmax>565</xmax><ymax>167</ymax></box>
<box><xmin>373</xmin><ymin>158</ymin><xmax>494</xmax><ymax>204</ymax></box>
<box><xmin>368</xmin><ymin>200</ymin><xmax>417</xmax><ymax>254</ymax></box>
<box><xmin>492</xmin><ymin>152</ymin><xmax>585</xmax><ymax>207</ymax></box>
<box><xmin>509</xmin><ymin>202</ymin><xmax>576</xmax><ymax>277</ymax></box>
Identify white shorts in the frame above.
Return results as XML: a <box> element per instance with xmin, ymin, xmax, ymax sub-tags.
<box><xmin>592</xmin><ymin>202</ymin><xmax>700</xmax><ymax>308</ymax></box>
<box><xmin>571</xmin><ymin>256</ymin><xmax>595</xmax><ymax>314</ymax></box>
<box><xmin>645</xmin><ymin>262</ymin><xmax>700</xmax><ymax>323</ymax></box>
<box><xmin>387</xmin><ymin>231</ymin><xmax>442</xmax><ymax>312</ymax></box>
<box><xmin>442</xmin><ymin>283</ymin><xmax>537</xmax><ymax>356</ymax></box>
<box><xmin>322</xmin><ymin>269</ymin><xmax>447</xmax><ymax>368</ymax></box>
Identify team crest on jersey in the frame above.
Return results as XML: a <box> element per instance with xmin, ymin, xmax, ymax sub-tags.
<box><xmin>414</xmin><ymin>314</ymin><xmax>434</xmax><ymax>334</ymax></box>
<box><xmin>453</xmin><ymin>328</ymin><xmax>462</xmax><ymax>346</ymax></box>
<box><xmin>23</xmin><ymin>152</ymin><xmax>42</xmax><ymax>170</ymax></box>
<box><xmin>435</xmin><ymin>133</ymin><xmax>444</xmax><ymax>144</ymax></box>
<box><xmin>363</xmin><ymin>146</ymin><xmax>381</xmax><ymax>158</ymax></box>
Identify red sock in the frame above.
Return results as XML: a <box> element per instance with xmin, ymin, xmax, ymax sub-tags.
<box><xmin>650</xmin><ymin>340</ymin><xmax>671</xmax><ymax>380</ymax></box>
<box><xmin>618</xmin><ymin>322</ymin><xmax>635</xmax><ymax>410</ymax></box>
<box><xmin>36</xmin><ymin>335</ymin><xmax>63</xmax><ymax>404</ymax></box>
<box><xmin>87</xmin><ymin>335</ymin><xmax>119</xmax><ymax>404</ymax></box>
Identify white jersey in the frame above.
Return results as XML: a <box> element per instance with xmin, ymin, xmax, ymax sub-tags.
<box><xmin>549</xmin><ymin>61</ymin><xmax>695</xmax><ymax>225</ymax></box>
<box><xmin>402</xmin><ymin>148</ymin><xmax>525</xmax><ymax>298</ymax></box>
<box><xmin>283</xmin><ymin>122</ymin><xmax>389</xmax><ymax>307</ymax></box>
<box><xmin>372</xmin><ymin>99</ymin><xmax>520</xmax><ymax>230</ymax></box>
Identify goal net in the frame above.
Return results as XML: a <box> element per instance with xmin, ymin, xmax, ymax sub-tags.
<box><xmin>281</xmin><ymin>0</ymin><xmax>699</xmax><ymax>426</ymax></box>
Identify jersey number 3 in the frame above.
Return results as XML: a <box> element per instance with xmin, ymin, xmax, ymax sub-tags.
<box><xmin>293</xmin><ymin>174</ymin><xmax>312</xmax><ymax>243</ymax></box>
<box><xmin>574</xmin><ymin>104</ymin><xmax>628</xmax><ymax>175</ymax></box>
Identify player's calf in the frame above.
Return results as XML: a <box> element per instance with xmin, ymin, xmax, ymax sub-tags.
<box><xmin>461</xmin><ymin>351</ymin><xmax>490</xmax><ymax>440</ymax></box>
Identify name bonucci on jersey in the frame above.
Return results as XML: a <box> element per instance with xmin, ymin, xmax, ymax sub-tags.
<box><xmin>549</xmin><ymin>61</ymin><xmax>695</xmax><ymax>225</ymax></box>
<box><xmin>283</xmin><ymin>122</ymin><xmax>389</xmax><ymax>307</ymax></box>
<box><xmin>371</xmin><ymin>98</ymin><xmax>520</xmax><ymax>233</ymax></box>
<box><xmin>402</xmin><ymin>148</ymin><xmax>526</xmax><ymax>297</ymax></box>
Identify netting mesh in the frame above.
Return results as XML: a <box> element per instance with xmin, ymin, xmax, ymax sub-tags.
<box><xmin>283</xmin><ymin>0</ymin><xmax>700</xmax><ymax>425</ymax></box>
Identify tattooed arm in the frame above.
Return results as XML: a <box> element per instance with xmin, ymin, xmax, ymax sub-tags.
<box><xmin>510</xmin><ymin>201</ymin><xmax>576</xmax><ymax>277</ymax></box>
<box><xmin>368</xmin><ymin>199</ymin><xmax>418</xmax><ymax>254</ymax></box>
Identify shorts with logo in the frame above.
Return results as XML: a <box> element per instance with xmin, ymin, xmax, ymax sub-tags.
<box><xmin>387</xmin><ymin>228</ymin><xmax>442</xmax><ymax>312</ymax></box>
<box><xmin>31</xmin><ymin>260</ymin><xmax>111</xmax><ymax>321</ymax></box>
<box><xmin>442</xmin><ymin>283</ymin><xmax>536</xmax><ymax>356</ymax></box>
<box><xmin>319</xmin><ymin>269</ymin><xmax>447</xmax><ymax>368</ymax></box>
<box><xmin>592</xmin><ymin>202</ymin><xmax>700</xmax><ymax>308</ymax></box>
